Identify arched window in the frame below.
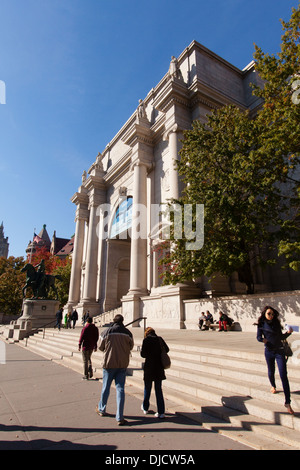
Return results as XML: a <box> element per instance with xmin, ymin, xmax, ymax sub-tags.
<box><xmin>110</xmin><ymin>197</ymin><xmax>133</xmax><ymax>239</ymax></box>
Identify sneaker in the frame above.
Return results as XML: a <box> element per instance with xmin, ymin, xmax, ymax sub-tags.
<box><xmin>95</xmin><ymin>407</ymin><xmax>107</xmax><ymax>417</ymax></box>
<box><xmin>82</xmin><ymin>376</ymin><xmax>89</xmax><ymax>380</ymax></box>
<box><xmin>117</xmin><ymin>419</ymin><xmax>129</xmax><ymax>426</ymax></box>
<box><xmin>141</xmin><ymin>404</ymin><xmax>148</xmax><ymax>415</ymax></box>
<box><xmin>155</xmin><ymin>413</ymin><xmax>165</xmax><ymax>419</ymax></box>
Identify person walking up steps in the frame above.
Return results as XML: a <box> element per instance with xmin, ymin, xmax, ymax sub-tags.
<box><xmin>96</xmin><ymin>314</ymin><xmax>134</xmax><ymax>426</ymax></box>
<box><xmin>78</xmin><ymin>317</ymin><xmax>99</xmax><ymax>380</ymax></box>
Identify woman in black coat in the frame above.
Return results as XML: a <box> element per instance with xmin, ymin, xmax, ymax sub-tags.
<box><xmin>256</xmin><ymin>305</ymin><xmax>294</xmax><ymax>414</ymax></box>
<box><xmin>140</xmin><ymin>327</ymin><xmax>169</xmax><ymax>418</ymax></box>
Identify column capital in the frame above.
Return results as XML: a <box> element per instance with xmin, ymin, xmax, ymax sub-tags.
<box><xmin>130</xmin><ymin>156</ymin><xmax>154</xmax><ymax>173</ymax></box>
<box><xmin>163</xmin><ymin>123</ymin><xmax>179</xmax><ymax>141</ymax></box>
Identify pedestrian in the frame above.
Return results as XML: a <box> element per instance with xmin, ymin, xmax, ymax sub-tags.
<box><xmin>71</xmin><ymin>309</ymin><xmax>78</xmax><ymax>329</ymax></box>
<box><xmin>64</xmin><ymin>312</ymin><xmax>69</xmax><ymax>329</ymax></box>
<box><xmin>82</xmin><ymin>311</ymin><xmax>89</xmax><ymax>325</ymax></box>
<box><xmin>218</xmin><ymin>311</ymin><xmax>229</xmax><ymax>331</ymax></box>
<box><xmin>204</xmin><ymin>311</ymin><xmax>213</xmax><ymax>329</ymax></box>
<box><xmin>140</xmin><ymin>327</ymin><xmax>169</xmax><ymax>419</ymax></box>
<box><xmin>54</xmin><ymin>307</ymin><xmax>63</xmax><ymax>330</ymax></box>
<box><xmin>96</xmin><ymin>314</ymin><xmax>134</xmax><ymax>425</ymax></box>
<box><xmin>78</xmin><ymin>317</ymin><xmax>99</xmax><ymax>380</ymax></box>
<box><xmin>198</xmin><ymin>312</ymin><xmax>206</xmax><ymax>330</ymax></box>
<box><xmin>256</xmin><ymin>305</ymin><xmax>294</xmax><ymax>415</ymax></box>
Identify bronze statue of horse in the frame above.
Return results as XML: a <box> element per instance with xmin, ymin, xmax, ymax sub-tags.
<box><xmin>21</xmin><ymin>263</ymin><xmax>62</xmax><ymax>300</ymax></box>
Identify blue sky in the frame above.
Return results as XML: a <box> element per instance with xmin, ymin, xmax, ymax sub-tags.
<box><xmin>0</xmin><ymin>0</ymin><xmax>298</xmax><ymax>257</ymax></box>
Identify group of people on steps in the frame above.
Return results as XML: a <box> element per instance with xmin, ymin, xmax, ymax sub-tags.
<box><xmin>69</xmin><ymin>305</ymin><xmax>296</xmax><ymax>425</ymax></box>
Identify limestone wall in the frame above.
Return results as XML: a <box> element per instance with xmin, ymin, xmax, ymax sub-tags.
<box><xmin>183</xmin><ymin>291</ymin><xmax>300</xmax><ymax>332</ymax></box>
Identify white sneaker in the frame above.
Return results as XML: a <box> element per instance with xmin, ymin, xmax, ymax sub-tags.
<box><xmin>141</xmin><ymin>404</ymin><xmax>148</xmax><ymax>414</ymax></box>
<box><xmin>155</xmin><ymin>412</ymin><xmax>165</xmax><ymax>419</ymax></box>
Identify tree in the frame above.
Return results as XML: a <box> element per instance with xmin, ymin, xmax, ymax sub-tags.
<box><xmin>253</xmin><ymin>4</ymin><xmax>300</xmax><ymax>271</ymax></box>
<box><xmin>162</xmin><ymin>106</ymin><xmax>284</xmax><ymax>294</ymax></box>
<box><xmin>0</xmin><ymin>256</ymin><xmax>26</xmax><ymax>315</ymax></box>
<box><xmin>161</xmin><ymin>4</ymin><xmax>300</xmax><ymax>293</ymax></box>
<box><xmin>52</xmin><ymin>259</ymin><xmax>72</xmax><ymax>306</ymax></box>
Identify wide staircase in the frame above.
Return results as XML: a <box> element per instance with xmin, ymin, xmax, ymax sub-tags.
<box><xmin>15</xmin><ymin>325</ymin><xmax>300</xmax><ymax>450</ymax></box>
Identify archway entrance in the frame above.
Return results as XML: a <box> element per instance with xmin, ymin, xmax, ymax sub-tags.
<box><xmin>103</xmin><ymin>197</ymin><xmax>132</xmax><ymax>311</ymax></box>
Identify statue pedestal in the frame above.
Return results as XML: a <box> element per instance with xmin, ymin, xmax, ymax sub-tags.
<box><xmin>21</xmin><ymin>299</ymin><xmax>60</xmax><ymax>329</ymax></box>
<box><xmin>3</xmin><ymin>299</ymin><xmax>60</xmax><ymax>342</ymax></box>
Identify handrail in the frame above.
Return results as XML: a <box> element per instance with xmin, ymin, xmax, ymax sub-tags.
<box><xmin>125</xmin><ymin>317</ymin><xmax>147</xmax><ymax>331</ymax></box>
<box><xmin>24</xmin><ymin>319</ymin><xmax>57</xmax><ymax>346</ymax></box>
<box><xmin>24</xmin><ymin>316</ymin><xmax>147</xmax><ymax>347</ymax></box>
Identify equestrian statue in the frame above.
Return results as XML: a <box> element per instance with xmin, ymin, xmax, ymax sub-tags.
<box><xmin>21</xmin><ymin>260</ymin><xmax>62</xmax><ymax>300</ymax></box>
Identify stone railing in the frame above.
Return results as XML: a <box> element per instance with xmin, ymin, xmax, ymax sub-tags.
<box><xmin>93</xmin><ymin>306</ymin><xmax>122</xmax><ymax>327</ymax></box>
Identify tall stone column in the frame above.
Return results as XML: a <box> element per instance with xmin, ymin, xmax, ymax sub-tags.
<box><xmin>128</xmin><ymin>160</ymin><xmax>148</xmax><ymax>296</ymax></box>
<box><xmin>96</xmin><ymin>206</ymin><xmax>105</xmax><ymax>306</ymax></box>
<box><xmin>164</xmin><ymin>124</ymin><xmax>180</xmax><ymax>201</ymax></box>
<box><xmin>81</xmin><ymin>154</ymin><xmax>106</xmax><ymax>313</ymax></box>
<box><xmin>67</xmin><ymin>190</ymin><xmax>89</xmax><ymax>308</ymax></box>
<box><xmin>82</xmin><ymin>200</ymin><xmax>99</xmax><ymax>302</ymax></box>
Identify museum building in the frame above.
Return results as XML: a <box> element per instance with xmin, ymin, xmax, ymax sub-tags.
<box><xmin>65</xmin><ymin>41</ymin><xmax>300</xmax><ymax>328</ymax></box>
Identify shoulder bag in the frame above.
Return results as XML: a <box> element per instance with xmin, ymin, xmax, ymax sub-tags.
<box><xmin>159</xmin><ymin>337</ymin><xmax>171</xmax><ymax>369</ymax></box>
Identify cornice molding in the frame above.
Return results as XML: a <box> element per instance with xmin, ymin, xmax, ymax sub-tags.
<box><xmin>103</xmin><ymin>149</ymin><xmax>132</xmax><ymax>186</ymax></box>
<box><xmin>189</xmin><ymin>79</ymin><xmax>247</xmax><ymax>111</ymax></box>
<box><xmin>84</xmin><ymin>174</ymin><xmax>106</xmax><ymax>192</ymax></box>
<box><xmin>153</xmin><ymin>77</ymin><xmax>189</xmax><ymax>114</ymax></box>
<box><xmin>71</xmin><ymin>190</ymin><xmax>89</xmax><ymax>206</ymax></box>
<box><xmin>122</xmin><ymin>119</ymin><xmax>153</xmax><ymax>148</ymax></box>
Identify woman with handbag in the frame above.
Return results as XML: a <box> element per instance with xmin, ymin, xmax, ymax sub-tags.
<box><xmin>256</xmin><ymin>306</ymin><xmax>294</xmax><ymax>414</ymax></box>
<box><xmin>140</xmin><ymin>327</ymin><xmax>169</xmax><ymax>419</ymax></box>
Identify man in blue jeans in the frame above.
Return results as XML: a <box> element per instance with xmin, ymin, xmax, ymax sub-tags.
<box><xmin>96</xmin><ymin>314</ymin><xmax>134</xmax><ymax>425</ymax></box>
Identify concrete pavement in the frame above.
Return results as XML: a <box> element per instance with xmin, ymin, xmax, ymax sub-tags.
<box><xmin>0</xmin><ymin>336</ymin><xmax>253</xmax><ymax>453</ymax></box>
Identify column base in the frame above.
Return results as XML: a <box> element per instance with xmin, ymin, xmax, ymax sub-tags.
<box><xmin>67</xmin><ymin>300</ymin><xmax>100</xmax><ymax>322</ymax></box>
<box><xmin>121</xmin><ymin>292</ymin><xmax>146</xmax><ymax>326</ymax></box>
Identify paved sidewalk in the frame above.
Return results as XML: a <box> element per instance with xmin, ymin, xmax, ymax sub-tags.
<box><xmin>0</xmin><ymin>338</ymin><xmax>253</xmax><ymax>452</ymax></box>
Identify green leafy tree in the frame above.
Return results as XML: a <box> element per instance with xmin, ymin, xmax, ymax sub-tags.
<box><xmin>253</xmin><ymin>4</ymin><xmax>300</xmax><ymax>270</ymax></box>
<box><xmin>163</xmin><ymin>106</ymin><xmax>284</xmax><ymax>294</ymax></box>
<box><xmin>0</xmin><ymin>256</ymin><xmax>26</xmax><ymax>316</ymax></box>
<box><xmin>161</xmin><ymin>4</ymin><xmax>300</xmax><ymax>292</ymax></box>
<box><xmin>52</xmin><ymin>258</ymin><xmax>72</xmax><ymax>307</ymax></box>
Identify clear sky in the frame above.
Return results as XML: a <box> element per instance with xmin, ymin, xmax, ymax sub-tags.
<box><xmin>0</xmin><ymin>0</ymin><xmax>298</xmax><ymax>258</ymax></box>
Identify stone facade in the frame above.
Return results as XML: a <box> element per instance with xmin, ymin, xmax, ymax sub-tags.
<box><xmin>66</xmin><ymin>41</ymin><xmax>300</xmax><ymax>327</ymax></box>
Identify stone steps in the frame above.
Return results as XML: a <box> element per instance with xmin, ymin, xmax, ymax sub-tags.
<box><xmin>17</xmin><ymin>328</ymin><xmax>300</xmax><ymax>450</ymax></box>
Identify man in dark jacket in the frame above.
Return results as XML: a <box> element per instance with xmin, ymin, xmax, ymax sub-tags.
<box><xmin>71</xmin><ymin>309</ymin><xmax>78</xmax><ymax>329</ymax></box>
<box><xmin>96</xmin><ymin>314</ymin><xmax>134</xmax><ymax>425</ymax></box>
<box><xmin>55</xmin><ymin>308</ymin><xmax>63</xmax><ymax>330</ymax></box>
<box><xmin>78</xmin><ymin>317</ymin><xmax>99</xmax><ymax>380</ymax></box>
